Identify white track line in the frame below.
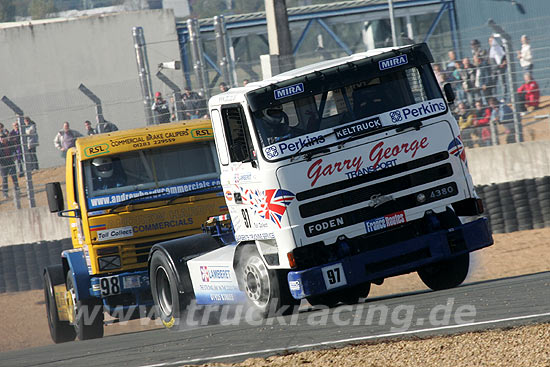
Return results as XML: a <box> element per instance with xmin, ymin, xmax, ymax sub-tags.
<box><xmin>140</xmin><ymin>311</ymin><xmax>550</xmax><ymax>367</ymax></box>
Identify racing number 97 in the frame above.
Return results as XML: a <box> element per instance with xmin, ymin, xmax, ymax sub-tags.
<box><xmin>326</xmin><ymin>267</ymin><xmax>341</xmax><ymax>285</ymax></box>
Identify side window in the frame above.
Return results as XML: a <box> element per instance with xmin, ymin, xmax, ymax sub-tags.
<box><xmin>71</xmin><ymin>152</ymin><xmax>80</xmax><ymax>205</ymax></box>
<box><xmin>211</xmin><ymin>109</ymin><xmax>230</xmax><ymax>165</ymax></box>
<box><xmin>221</xmin><ymin>106</ymin><xmax>254</xmax><ymax>163</ymax></box>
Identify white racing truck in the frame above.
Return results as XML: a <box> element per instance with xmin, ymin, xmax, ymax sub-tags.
<box><xmin>148</xmin><ymin>43</ymin><xmax>493</xmax><ymax>326</ymax></box>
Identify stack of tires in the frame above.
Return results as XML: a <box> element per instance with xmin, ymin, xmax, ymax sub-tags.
<box><xmin>475</xmin><ymin>175</ymin><xmax>549</xmax><ymax>234</ymax></box>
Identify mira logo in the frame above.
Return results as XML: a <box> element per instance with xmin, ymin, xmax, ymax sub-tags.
<box><xmin>379</xmin><ymin>55</ymin><xmax>408</xmax><ymax>70</ymax></box>
<box><xmin>274</xmin><ymin>83</ymin><xmax>304</xmax><ymax>100</ymax></box>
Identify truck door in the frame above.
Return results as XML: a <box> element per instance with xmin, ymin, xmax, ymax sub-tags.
<box><xmin>65</xmin><ymin>151</ymin><xmax>85</xmax><ymax>247</ymax></box>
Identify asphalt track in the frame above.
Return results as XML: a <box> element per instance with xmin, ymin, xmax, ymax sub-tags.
<box><xmin>2</xmin><ymin>271</ymin><xmax>550</xmax><ymax>367</ymax></box>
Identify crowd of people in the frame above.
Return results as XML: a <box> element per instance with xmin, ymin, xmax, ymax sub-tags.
<box><xmin>443</xmin><ymin>34</ymin><xmax>541</xmax><ymax>148</ymax></box>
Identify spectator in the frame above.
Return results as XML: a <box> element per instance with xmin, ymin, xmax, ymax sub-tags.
<box><xmin>9</xmin><ymin>122</ymin><xmax>24</xmax><ymax>177</ymax></box>
<box><xmin>517</xmin><ymin>72</ymin><xmax>540</xmax><ymax>113</ymax></box>
<box><xmin>96</xmin><ymin>118</ymin><xmax>119</xmax><ymax>133</ymax></box>
<box><xmin>0</xmin><ymin>123</ymin><xmax>8</xmax><ymax>136</ymax></box>
<box><xmin>84</xmin><ymin>120</ymin><xmax>97</xmax><ymax>135</ymax></box>
<box><xmin>473</xmin><ymin>53</ymin><xmax>493</xmax><ymax>105</ymax></box>
<box><xmin>455</xmin><ymin>102</ymin><xmax>476</xmax><ymax>148</ymax></box>
<box><xmin>182</xmin><ymin>87</ymin><xmax>204</xmax><ymax>120</ymax></box>
<box><xmin>488</xmin><ymin>36</ymin><xmax>508</xmax><ymax>100</ymax></box>
<box><xmin>242</xmin><ymin>79</ymin><xmax>250</xmax><ymax>87</ymax></box>
<box><xmin>54</xmin><ymin>122</ymin><xmax>82</xmax><ymax>158</ymax></box>
<box><xmin>450</xmin><ymin>61</ymin><xmax>466</xmax><ymax>103</ymax></box>
<box><xmin>0</xmin><ymin>133</ymin><xmax>19</xmax><ymax>199</ymax></box>
<box><xmin>446</xmin><ymin>50</ymin><xmax>458</xmax><ymax>72</ymax></box>
<box><xmin>151</xmin><ymin>92</ymin><xmax>171</xmax><ymax>124</ymax></box>
<box><xmin>474</xmin><ymin>100</ymin><xmax>493</xmax><ymax>146</ymax></box>
<box><xmin>460</xmin><ymin>58</ymin><xmax>477</xmax><ymax>106</ymax></box>
<box><xmin>24</xmin><ymin>117</ymin><xmax>39</xmax><ymax>171</ymax></box>
<box><xmin>517</xmin><ymin>35</ymin><xmax>533</xmax><ymax>73</ymax></box>
<box><xmin>488</xmin><ymin>97</ymin><xmax>517</xmax><ymax>144</ymax></box>
<box><xmin>470</xmin><ymin>39</ymin><xmax>487</xmax><ymax>59</ymax></box>
<box><xmin>432</xmin><ymin>64</ymin><xmax>445</xmax><ymax>89</ymax></box>
<box><xmin>219</xmin><ymin>82</ymin><xmax>229</xmax><ymax>93</ymax></box>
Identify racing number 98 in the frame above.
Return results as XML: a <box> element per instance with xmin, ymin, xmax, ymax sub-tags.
<box><xmin>100</xmin><ymin>277</ymin><xmax>120</xmax><ymax>296</ymax></box>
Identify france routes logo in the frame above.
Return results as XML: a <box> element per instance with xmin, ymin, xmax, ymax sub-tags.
<box><xmin>448</xmin><ymin>136</ymin><xmax>466</xmax><ymax>162</ymax></box>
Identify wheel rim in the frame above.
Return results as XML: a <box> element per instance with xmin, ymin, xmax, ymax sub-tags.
<box><xmin>155</xmin><ymin>266</ymin><xmax>173</xmax><ymax>316</ymax></box>
<box><xmin>244</xmin><ymin>256</ymin><xmax>270</xmax><ymax>308</ymax></box>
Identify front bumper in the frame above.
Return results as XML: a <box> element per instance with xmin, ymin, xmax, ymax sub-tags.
<box><xmin>288</xmin><ymin>217</ymin><xmax>493</xmax><ymax>299</ymax></box>
<box><xmin>90</xmin><ymin>270</ymin><xmax>153</xmax><ymax>313</ymax></box>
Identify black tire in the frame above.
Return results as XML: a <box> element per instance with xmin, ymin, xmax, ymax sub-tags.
<box><xmin>307</xmin><ymin>282</ymin><xmax>371</xmax><ymax>308</ymax></box>
<box><xmin>66</xmin><ymin>271</ymin><xmax>104</xmax><ymax>340</ymax></box>
<box><xmin>43</xmin><ymin>265</ymin><xmax>76</xmax><ymax>343</ymax></box>
<box><xmin>417</xmin><ymin>253</ymin><xmax>469</xmax><ymax>291</ymax></box>
<box><xmin>237</xmin><ymin>245</ymin><xmax>298</xmax><ymax>318</ymax></box>
<box><xmin>149</xmin><ymin>250</ymin><xmax>191</xmax><ymax>329</ymax></box>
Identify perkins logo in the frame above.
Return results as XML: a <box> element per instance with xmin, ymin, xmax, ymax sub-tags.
<box><xmin>388</xmin><ymin>100</ymin><xmax>447</xmax><ymax>123</ymax></box>
<box><xmin>274</xmin><ymin>83</ymin><xmax>304</xmax><ymax>100</ymax></box>
<box><xmin>265</xmin><ymin>134</ymin><xmax>326</xmax><ymax>158</ymax></box>
<box><xmin>379</xmin><ymin>55</ymin><xmax>408</xmax><ymax>70</ymax></box>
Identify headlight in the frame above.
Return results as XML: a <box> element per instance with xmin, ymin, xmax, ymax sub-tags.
<box><xmin>98</xmin><ymin>255</ymin><xmax>121</xmax><ymax>271</ymax></box>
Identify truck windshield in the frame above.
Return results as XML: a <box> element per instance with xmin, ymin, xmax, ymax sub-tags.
<box><xmin>83</xmin><ymin>141</ymin><xmax>220</xmax><ymax>210</ymax></box>
<box><xmin>252</xmin><ymin>64</ymin><xmax>443</xmax><ymax>148</ymax></box>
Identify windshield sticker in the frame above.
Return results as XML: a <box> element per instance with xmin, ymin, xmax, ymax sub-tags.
<box><xmin>379</xmin><ymin>54</ymin><xmax>408</xmax><ymax>70</ymax></box>
<box><xmin>262</xmin><ymin>98</ymin><xmax>445</xmax><ymax>161</ymax></box>
<box><xmin>334</xmin><ymin>117</ymin><xmax>383</xmax><ymax>140</ymax></box>
<box><xmin>274</xmin><ymin>83</ymin><xmax>304</xmax><ymax>100</ymax></box>
<box><xmin>87</xmin><ymin>178</ymin><xmax>221</xmax><ymax>209</ymax></box>
<box><xmin>191</xmin><ymin>127</ymin><xmax>213</xmax><ymax>139</ymax></box>
<box><xmin>85</xmin><ymin>143</ymin><xmax>110</xmax><ymax>157</ymax></box>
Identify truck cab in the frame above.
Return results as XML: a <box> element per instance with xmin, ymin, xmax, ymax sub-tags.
<box><xmin>207</xmin><ymin>43</ymin><xmax>492</xmax><ymax>307</ymax></box>
<box><xmin>43</xmin><ymin>120</ymin><xmax>227</xmax><ymax>342</ymax></box>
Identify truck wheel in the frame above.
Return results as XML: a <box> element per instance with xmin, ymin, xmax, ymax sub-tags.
<box><xmin>418</xmin><ymin>253</ymin><xmax>470</xmax><ymax>291</ymax></box>
<box><xmin>43</xmin><ymin>265</ymin><xmax>76</xmax><ymax>343</ymax></box>
<box><xmin>150</xmin><ymin>250</ymin><xmax>190</xmax><ymax>329</ymax></box>
<box><xmin>66</xmin><ymin>271</ymin><xmax>104</xmax><ymax>340</ymax></box>
<box><xmin>307</xmin><ymin>282</ymin><xmax>371</xmax><ymax>308</ymax></box>
<box><xmin>237</xmin><ymin>245</ymin><xmax>299</xmax><ymax>318</ymax></box>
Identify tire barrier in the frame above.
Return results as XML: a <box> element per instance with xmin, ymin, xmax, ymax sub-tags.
<box><xmin>0</xmin><ymin>177</ymin><xmax>548</xmax><ymax>294</ymax></box>
<box><xmin>476</xmin><ymin>176</ymin><xmax>550</xmax><ymax>234</ymax></box>
<box><xmin>0</xmin><ymin>239</ymin><xmax>72</xmax><ymax>294</ymax></box>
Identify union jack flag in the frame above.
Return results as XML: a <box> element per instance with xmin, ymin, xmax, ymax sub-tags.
<box><xmin>260</xmin><ymin>189</ymin><xmax>295</xmax><ymax>228</ymax></box>
<box><xmin>200</xmin><ymin>266</ymin><xmax>209</xmax><ymax>282</ymax></box>
<box><xmin>448</xmin><ymin>136</ymin><xmax>466</xmax><ymax>162</ymax></box>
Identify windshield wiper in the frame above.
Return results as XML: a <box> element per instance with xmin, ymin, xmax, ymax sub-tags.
<box><xmin>166</xmin><ymin>185</ymin><xmax>222</xmax><ymax>205</ymax></box>
<box><xmin>289</xmin><ymin>130</ymin><xmax>337</xmax><ymax>162</ymax></box>
<box><xmin>395</xmin><ymin>119</ymin><xmax>423</xmax><ymax>132</ymax></box>
<box><xmin>107</xmin><ymin>191</ymin><xmax>168</xmax><ymax>214</ymax></box>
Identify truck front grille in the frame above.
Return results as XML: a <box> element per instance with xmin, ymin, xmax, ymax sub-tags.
<box><xmin>120</xmin><ymin>242</ymin><xmax>154</xmax><ymax>268</ymax></box>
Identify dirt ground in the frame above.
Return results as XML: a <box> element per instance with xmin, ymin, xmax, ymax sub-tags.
<box><xmin>0</xmin><ymin>227</ymin><xmax>549</xmax><ymax>355</ymax></box>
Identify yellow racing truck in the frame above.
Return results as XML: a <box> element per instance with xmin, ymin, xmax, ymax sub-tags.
<box><xmin>43</xmin><ymin>120</ymin><xmax>227</xmax><ymax>342</ymax></box>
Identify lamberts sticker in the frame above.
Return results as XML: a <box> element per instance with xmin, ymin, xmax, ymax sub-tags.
<box><xmin>274</xmin><ymin>83</ymin><xmax>304</xmax><ymax>100</ymax></box>
<box><xmin>379</xmin><ymin>54</ymin><xmax>408</xmax><ymax>70</ymax></box>
<box><xmin>364</xmin><ymin>211</ymin><xmax>406</xmax><ymax>233</ymax></box>
<box><xmin>200</xmin><ymin>266</ymin><xmax>232</xmax><ymax>283</ymax></box>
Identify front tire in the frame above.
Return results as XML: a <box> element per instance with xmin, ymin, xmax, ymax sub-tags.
<box><xmin>150</xmin><ymin>250</ymin><xmax>191</xmax><ymax>329</ymax></box>
<box><xmin>237</xmin><ymin>245</ymin><xmax>299</xmax><ymax>318</ymax></box>
<box><xmin>418</xmin><ymin>253</ymin><xmax>470</xmax><ymax>291</ymax></box>
<box><xmin>66</xmin><ymin>271</ymin><xmax>104</xmax><ymax>340</ymax></box>
<box><xmin>43</xmin><ymin>265</ymin><xmax>76</xmax><ymax>343</ymax></box>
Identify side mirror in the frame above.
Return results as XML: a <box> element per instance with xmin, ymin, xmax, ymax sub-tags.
<box><xmin>443</xmin><ymin>83</ymin><xmax>456</xmax><ymax>104</ymax></box>
<box><xmin>46</xmin><ymin>182</ymin><xmax>64</xmax><ymax>213</ymax></box>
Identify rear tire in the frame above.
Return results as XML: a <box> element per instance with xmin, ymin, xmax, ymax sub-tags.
<box><xmin>66</xmin><ymin>271</ymin><xmax>104</xmax><ymax>340</ymax></box>
<box><xmin>418</xmin><ymin>253</ymin><xmax>470</xmax><ymax>291</ymax></box>
<box><xmin>150</xmin><ymin>250</ymin><xmax>191</xmax><ymax>329</ymax></box>
<box><xmin>43</xmin><ymin>265</ymin><xmax>76</xmax><ymax>343</ymax></box>
<box><xmin>237</xmin><ymin>245</ymin><xmax>299</xmax><ymax>318</ymax></box>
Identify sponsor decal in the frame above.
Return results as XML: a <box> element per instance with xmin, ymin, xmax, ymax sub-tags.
<box><xmin>448</xmin><ymin>136</ymin><xmax>466</xmax><ymax>162</ymax></box>
<box><xmin>274</xmin><ymin>83</ymin><xmax>304</xmax><ymax>100</ymax></box>
<box><xmin>87</xmin><ymin>179</ymin><xmax>221</xmax><ymax>209</ymax></box>
<box><xmin>289</xmin><ymin>280</ymin><xmax>301</xmax><ymax>291</ymax></box>
<box><xmin>364</xmin><ymin>211</ymin><xmax>407</xmax><ymax>234</ymax></box>
<box><xmin>191</xmin><ymin>127</ymin><xmax>213</xmax><ymax>139</ymax></box>
<box><xmin>89</xmin><ymin>224</ymin><xmax>106</xmax><ymax>231</ymax></box>
<box><xmin>345</xmin><ymin>159</ymin><xmax>398</xmax><ymax>179</ymax></box>
<box><xmin>306</xmin><ymin>216</ymin><xmax>345</xmax><ymax>237</ymax></box>
<box><xmin>132</xmin><ymin>218</ymin><xmax>193</xmax><ymax>233</ymax></box>
<box><xmin>225</xmin><ymin>191</ymin><xmax>233</xmax><ymax>201</ymax></box>
<box><xmin>387</xmin><ymin>100</ymin><xmax>447</xmax><ymax>124</ymax></box>
<box><xmin>85</xmin><ymin>143</ymin><xmax>109</xmax><ymax>157</ymax></box>
<box><xmin>264</xmin><ymin>134</ymin><xmax>326</xmax><ymax>160</ymax></box>
<box><xmin>334</xmin><ymin>117</ymin><xmax>383</xmax><ymax>139</ymax></box>
<box><xmin>199</xmin><ymin>266</ymin><xmax>232</xmax><ymax>283</ymax></box>
<box><xmin>379</xmin><ymin>54</ymin><xmax>408</xmax><ymax>70</ymax></box>
<box><xmin>240</xmin><ymin>188</ymin><xmax>296</xmax><ymax>228</ymax></box>
<box><xmin>235</xmin><ymin>233</ymin><xmax>275</xmax><ymax>241</ymax></box>
<box><xmin>306</xmin><ymin>137</ymin><xmax>429</xmax><ymax>187</ymax></box>
<box><xmin>96</xmin><ymin>226</ymin><xmax>133</xmax><ymax>242</ymax></box>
